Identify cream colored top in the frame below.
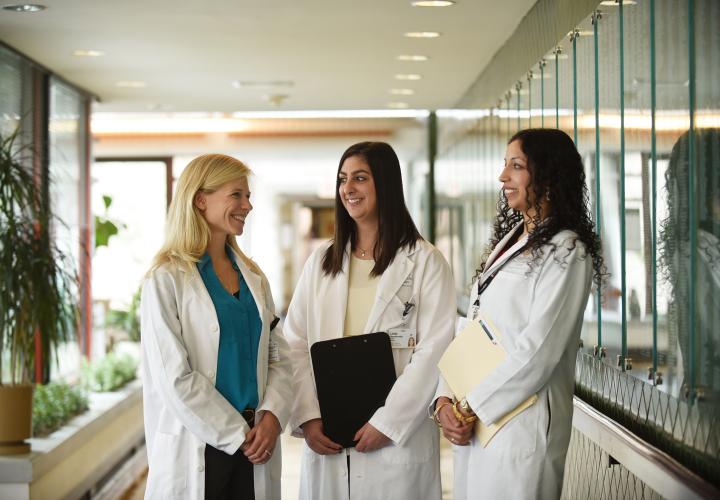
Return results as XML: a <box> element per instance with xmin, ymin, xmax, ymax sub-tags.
<box><xmin>343</xmin><ymin>256</ymin><xmax>380</xmax><ymax>336</ymax></box>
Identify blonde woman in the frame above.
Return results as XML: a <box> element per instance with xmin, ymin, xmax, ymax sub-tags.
<box><xmin>140</xmin><ymin>154</ymin><xmax>292</xmax><ymax>500</ymax></box>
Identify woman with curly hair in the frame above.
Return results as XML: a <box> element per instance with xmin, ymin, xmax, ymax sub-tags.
<box><xmin>433</xmin><ymin>129</ymin><xmax>604</xmax><ymax>499</ymax></box>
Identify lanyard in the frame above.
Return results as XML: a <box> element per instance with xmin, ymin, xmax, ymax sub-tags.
<box><xmin>473</xmin><ymin>244</ymin><xmax>527</xmax><ymax>307</ymax></box>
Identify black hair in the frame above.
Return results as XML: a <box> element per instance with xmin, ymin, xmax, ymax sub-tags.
<box><xmin>482</xmin><ymin>128</ymin><xmax>605</xmax><ymax>287</ymax></box>
<box><xmin>322</xmin><ymin>141</ymin><xmax>422</xmax><ymax>277</ymax></box>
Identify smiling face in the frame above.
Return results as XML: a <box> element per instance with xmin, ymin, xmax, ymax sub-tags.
<box><xmin>500</xmin><ymin>139</ymin><xmax>534</xmax><ymax>213</ymax></box>
<box><xmin>194</xmin><ymin>176</ymin><xmax>252</xmax><ymax>237</ymax></box>
<box><xmin>338</xmin><ymin>155</ymin><xmax>378</xmax><ymax>226</ymax></box>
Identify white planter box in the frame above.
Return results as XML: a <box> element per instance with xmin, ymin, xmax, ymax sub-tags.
<box><xmin>0</xmin><ymin>379</ymin><xmax>144</xmax><ymax>500</ymax></box>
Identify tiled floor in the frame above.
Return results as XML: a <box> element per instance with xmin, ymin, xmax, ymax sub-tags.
<box><xmin>122</xmin><ymin>431</ymin><xmax>454</xmax><ymax>499</ymax></box>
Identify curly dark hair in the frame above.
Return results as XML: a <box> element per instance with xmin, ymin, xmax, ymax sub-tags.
<box><xmin>480</xmin><ymin>128</ymin><xmax>605</xmax><ymax>288</ymax></box>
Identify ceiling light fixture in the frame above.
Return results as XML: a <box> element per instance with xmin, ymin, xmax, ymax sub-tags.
<box><xmin>116</xmin><ymin>81</ymin><xmax>147</xmax><ymax>88</ymax></box>
<box><xmin>411</xmin><ymin>1</ymin><xmax>455</xmax><ymax>7</ymax></box>
<box><xmin>404</xmin><ymin>31</ymin><xmax>441</xmax><ymax>38</ymax></box>
<box><xmin>395</xmin><ymin>74</ymin><xmax>422</xmax><ymax>81</ymax></box>
<box><xmin>599</xmin><ymin>1</ymin><xmax>637</xmax><ymax>6</ymax></box>
<box><xmin>387</xmin><ymin>102</ymin><xmax>409</xmax><ymax>109</ymax></box>
<box><xmin>2</xmin><ymin>3</ymin><xmax>45</xmax><ymax>12</ymax></box>
<box><xmin>390</xmin><ymin>89</ymin><xmax>415</xmax><ymax>96</ymax></box>
<box><xmin>232</xmin><ymin>80</ymin><xmax>294</xmax><ymax>89</ymax></box>
<box><xmin>397</xmin><ymin>55</ymin><xmax>428</xmax><ymax>62</ymax></box>
<box><xmin>73</xmin><ymin>50</ymin><xmax>105</xmax><ymax>57</ymax></box>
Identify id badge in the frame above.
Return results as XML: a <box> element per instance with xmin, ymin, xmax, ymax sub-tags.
<box><xmin>470</xmin><ymin>303</ymin><xmax>481</xmax><ymax>322</ymax></box>
<box><xmin>388</xmin><ymin>328</ymin><xmax>417</xmax><ymax>349</ymax></box>
<box><xmin>268</xmin><ymin>340</ymin><xmax>280</xmax><ymax>363</ymax></box>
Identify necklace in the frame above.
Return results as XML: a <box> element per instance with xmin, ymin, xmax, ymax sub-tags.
<box><xmin>358</xmin><ymin>247</ymin><xmax>367</xmax><ymax>257</ymax></box>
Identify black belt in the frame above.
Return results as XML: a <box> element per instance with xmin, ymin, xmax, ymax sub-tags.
<box><xmin>241</xmin><ymin>408</ymin><xmax>255</xmax><ymax>427</ymax></box>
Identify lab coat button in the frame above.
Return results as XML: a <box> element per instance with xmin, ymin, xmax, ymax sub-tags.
<box><xmin>341</xmin><ymin>469</ymin><xmax>347</xmax><ymax>477</ymax></box>
<box><xmin>208</xmin><ymin>371</ymin><xmax>215</xmax><ymax>379</ymax></box>
<box><xmin>211</xmin><ymin>324</ymin><xmax>218</xmax><ymax>332</ymax></box>
<box><xmin>198</xmin><ymin>464</ymin><xmax>205</xmax><ymax>472</ymax></box>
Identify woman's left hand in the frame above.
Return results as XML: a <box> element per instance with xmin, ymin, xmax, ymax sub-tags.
<box><xmin>241</xmin><ymin>411</ymin><xmax>281</xmax><ymax>464</ymax></box>
<box><xmin>353</xmin><ymin>422</ymin><xmax>391</xmax><ymax>452</ymax></box>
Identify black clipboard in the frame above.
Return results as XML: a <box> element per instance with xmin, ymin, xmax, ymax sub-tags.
<box><xmin>310</xmin><ymin>332</ymin><xmax>397</xmax><ymax>448</ymax></box>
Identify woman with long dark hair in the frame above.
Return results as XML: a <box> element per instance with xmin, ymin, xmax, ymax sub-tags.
<box><xmin>434</xmin><ymin>129</ymin><xmax>604</xmax><ymax>499</ymax></box>
<box><xmin>285</xmin><ymin>141</ymin><xmax>456</xmax><ymax>500</ymax></box>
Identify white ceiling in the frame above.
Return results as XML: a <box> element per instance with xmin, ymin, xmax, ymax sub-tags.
<box><xmin>0</xmin><ymin>0</ymin><xmax>537</xmax><ymax>112</ymax></box>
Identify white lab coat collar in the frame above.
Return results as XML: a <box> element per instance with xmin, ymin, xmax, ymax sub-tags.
<box><xmin>181</xmin><ymin>247</ymin><xmax>267</xmax><ymax>328</ymax></box>
<box><xmin>481</xmin><ymin>223</ymin><xmax>527</xmax><ymax>281</ymax></box>
<box><xmin>365</xmin><ymin>243</ymin><xmax>416</xmax><ymax>333</ymax></box>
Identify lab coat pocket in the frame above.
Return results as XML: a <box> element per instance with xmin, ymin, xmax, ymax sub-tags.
<box><xmin>146</xmin><ymin>431</ymin><xmax>187</xmax><ymax>497</ymax></box>
<box><xmin>485</xmin><ymin>397</ymin><xmax>539</xmax><ymax>459</ymax></box>
<box><xmin>379</xmin><ymin>420</ymin><xmax>436</xmax><ymax>464</ymax></box>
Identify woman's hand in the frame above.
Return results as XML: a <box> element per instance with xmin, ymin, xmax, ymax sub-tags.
<box><xmin>436</xmin><ymin>397</ymin><xmax>474</xmax><ymax>446</ymax></box>
<box><xmin>301</xmin><ymin>418</ymin><xmax>343</xmax><ymax>455</ymax></box>
<box><xmin>353</xmin><ymin>422</ymin><xmax>391</xmax><ymax>452</ymax></box>
<box><xmin>241</xmin><ymin>411</ymin><xmax>281</xmax><ymax>464</ymax></box>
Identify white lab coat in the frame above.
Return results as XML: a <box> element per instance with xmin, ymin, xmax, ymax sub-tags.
<box><xmin>285</xmin><ymin>239</ymin><xmax>456</xmax><ymax>500</ymax></box>
<box><xmin>436</xmin><ymin>224</ymin><xmax>592</xmax><ymax>500</ymax></box>
<box><xmin>140</xmin><ymin>249</ymin><xmax>293</xmax><ymax>500</ymax></box>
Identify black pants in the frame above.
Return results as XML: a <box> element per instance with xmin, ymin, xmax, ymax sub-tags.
<box><xmin>204</xmin><ymin>445</ymin><xmax>255</xmax><ymax>500</ymax></box>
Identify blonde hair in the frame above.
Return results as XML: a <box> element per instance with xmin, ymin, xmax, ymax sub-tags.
<box><xmin>148</xmin><ymin>153</ymin><xmax>262</xmax><ymax>277</ymax></box>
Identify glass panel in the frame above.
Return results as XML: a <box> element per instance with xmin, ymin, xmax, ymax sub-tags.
<box><xmin>596</xmin><ymin>6</ymin><xmax>625</xmax><ymax>369</ymax></box>
<box><xmin>622</xmin><ymin>0</ymin><xmax>658</xmax><ymax>388</ymax></box>
<box><xmin>656</xmin><ymin>0</ymin><xmax>692</xmax><ymax>400</ymax></box>
<box><xmin>0</xmin><ymin>46</ymin><xmax>32</xmax><ymax>145</ymax></box>
<box><xmin>692</xmin><ymin>0</ymin><xmax>720</xmax><ymax>404</ymax></box>
<box><xmin>91</xmin><ymin>161</ymin><xmax>167</xmax><ymax>358</ymax></box>
<box><xmin>48</xmin><ymin>78</ymin><xmax>84</xmax><ymax>378</ymax></box>
<box><xmin>529</xmin><ymin>66</ymin><xmax>542</xmax><ymax>130</ymax></box>
<box><xmin>572</xmin><ymin>17</ymin><xmax>600</xmax><ymax>355</ymax></box>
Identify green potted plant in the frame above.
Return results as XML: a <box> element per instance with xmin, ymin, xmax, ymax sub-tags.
<box><xmin>0</xmin><ymin>131</ymin><xmax>77</xmax><ymax>454</ymax></box>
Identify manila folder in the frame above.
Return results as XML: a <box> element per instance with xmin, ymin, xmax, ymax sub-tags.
<box><xmin>437</xmin><ymin>318</ymin><xmax>538</xmax><ymax>447</ymax></box>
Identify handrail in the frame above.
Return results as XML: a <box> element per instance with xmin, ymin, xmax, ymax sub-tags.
<box><xmin>572</xmin><ymin>396</ymin><xmax>720</xmax><ymax>500</ymax></box>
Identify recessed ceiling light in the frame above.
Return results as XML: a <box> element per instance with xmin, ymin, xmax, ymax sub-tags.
<box><xmin>395</xmin><ymin>74</ymin><xmax>422</xmax><ymax>81</ymax></box>
<box><xmin>116</xmin><ymin>81</ymin><xmax>147</xmax><ymax>88</ymax></box>
<box><xmin>2</xmin><ymin>3</ymin><xmax>45</xmax><ymax>12</ymax></box>
<box><xmin>387</xmin><ymin>102</ymin><xmax>410</xmax><ymax>109</ymax></box>
<box><xmin>404</xmin><ymin>31</ymin><xmax>441</xmax><ymax>38</ymax></box>
<box><xmin>397</xmin><ymin>55</ymin><xmax>428</xmax><ymax>62</ymax></box>
<box><xmin>390</xmin><ymin>89</ymin><xmax>415</xmax><ymax>95</ymax></box>
<box><xmin>73</xmin><ymin>50</ymin><xmax>104</xmax><ymax>57</ymax></box>
<box><xmin>411</xmin><ymin>1</ymin><xmax>455</xmax><ymax>7</ymax></box>
<box><xmin>232</xmin><ymin>80</ymin><xmax>294</xmax><ymax>89</ymax></box>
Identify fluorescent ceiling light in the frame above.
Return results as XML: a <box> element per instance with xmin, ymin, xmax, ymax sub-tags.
<box><xmin>395</xmin><ymin>74</ymin><xmax>422</xmax><ymax>81</ymax></box>
<box><xmin>232</xmin><ymin>80</ymin><xmax>294</xmax><ymax>89</ymax></box>
<box><xmin>230</xmin><ymin>109</ymin><xmax>430</xmax><ymax>119</ymax></box>
<box><xmin>397</xmin><ymin>55</ymin><xmax>428</xmax><ymax>62</ymax></box>
<box><xmin>404</xmin><ymin>31</ymin><xmax>441</xmax><ymax>38</ymax></box>
<box><xmin>116</xmin><ymin>81</ymin><xmax>147</xmax><ymax>88</ymax></box>
<box><xmin>600</xmin><ymin>1</ymin><xmax>636</xmax><ymax>5</ymax></box>
<box><xmin>2</xmin><ymin>4</ymin><xmax>45</xmax><ymax>12</ymax></box>
<box><xmin>436</xmin><ymin>109</ymin><xmax>491</xmax><ymax>119</ymax></box>
<box><xmin>411</xmin><ymin>1</ymin><xmax>456</xmax><ymax>6</ymax></box>
<box><xmin>390</xmin><ymin>89</ymin><xmax>415</xmax><ymax>95</ymax></box>
<box><xmin>73</xmin><ymin>49</ymin><xmax>104</xmax><ymax>57</ymax></box>
<box><xmin>387</xmin><ymin>102</ymin><xmax>410</xmax><ymax>109</ymax></box>
<box><xmin>91</xmin><ymin>116</ymin><xmax>251</xmax><ymax>135</ymax></box>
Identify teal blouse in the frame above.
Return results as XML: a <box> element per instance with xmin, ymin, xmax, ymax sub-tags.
<box><xmin>197</xmin><ymin>247</ymin><xmax>262</xmax><ymax>411</ymax></box>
